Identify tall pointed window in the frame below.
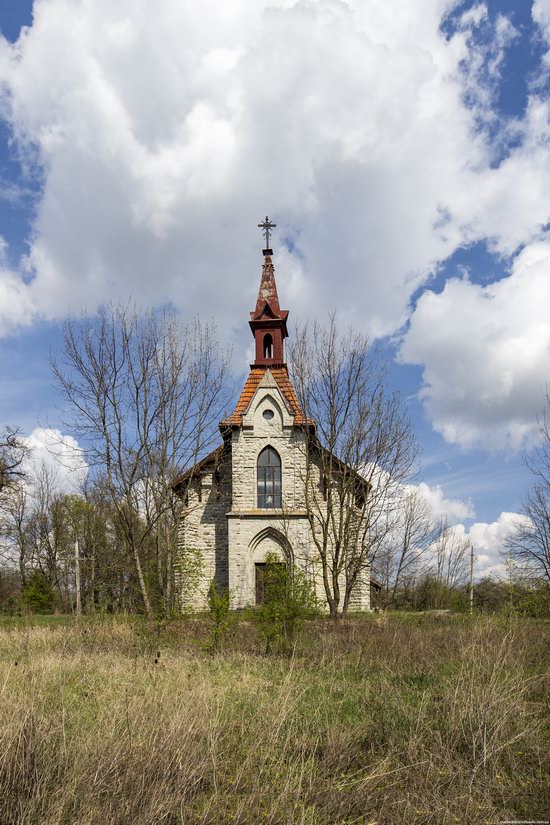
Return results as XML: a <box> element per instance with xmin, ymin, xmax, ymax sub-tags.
<box><xmin>257</xmin><ymin>446</ymin><xmax>282</xmax><ymax>508</ymax></box>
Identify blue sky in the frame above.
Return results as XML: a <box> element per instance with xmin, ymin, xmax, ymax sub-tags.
<box><xmin>1</xmin><ymin>0</ymin><xmax>550</xmax><ymax>574</ymax></box>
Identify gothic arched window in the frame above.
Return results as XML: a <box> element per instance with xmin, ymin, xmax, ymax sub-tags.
<box><xmin>263</xmin><ymin>333</ymin><xmax>273</xmax><ymax>359</ymax></box>
<box><xmin>257</xmin><ymin>446</ymin><xmax>281</xmax><ymax>509</ymax></box>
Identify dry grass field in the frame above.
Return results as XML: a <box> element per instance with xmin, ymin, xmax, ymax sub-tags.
<box><xmin>0</xmin><ymin>613</ymin><xmax>548</xmax><ymax>825</ymax></box>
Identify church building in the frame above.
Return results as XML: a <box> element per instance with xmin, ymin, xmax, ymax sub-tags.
<box><xmin>173</xmin><ymin>222</ymin><xmax>372</xmax><ymax>612</ymax></box>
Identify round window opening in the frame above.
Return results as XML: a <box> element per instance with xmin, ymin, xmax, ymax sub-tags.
<box><xmin>262</xmin><ymin>409</ymin><xmax>275</xmax><ymax>420</ymax></box>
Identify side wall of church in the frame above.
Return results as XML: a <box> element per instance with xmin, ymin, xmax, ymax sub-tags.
<box><xmin>175</xmin><ymin>457</ymin><xmax>231</xmax><ymax>612</ymax></box>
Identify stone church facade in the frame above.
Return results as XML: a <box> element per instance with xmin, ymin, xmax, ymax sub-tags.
<box><xmin>173</xmin><ymin>243</ymin><xmax>372</xmax><ymax>612</ymax></box>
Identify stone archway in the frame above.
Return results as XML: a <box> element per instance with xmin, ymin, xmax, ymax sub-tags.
<box><xmin>249</xmin><ymin>526</ymin><xmax>292</xmax><ymax>562</ymax></box>
<box><xmin>248</xmin><ymin>527</ymin><xmax>292</xmax><ymax>604</ymax></box>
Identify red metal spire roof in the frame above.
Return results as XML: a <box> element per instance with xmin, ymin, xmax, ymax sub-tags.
<box><xmin>221</xmin><ymin>243</ymin><xmax>311</xmax><ymax>430</ymax></box>
<box><xmin>250</xmin><ymin>255</ymin><xmax>289</xmax><ymax>324</ymax></box>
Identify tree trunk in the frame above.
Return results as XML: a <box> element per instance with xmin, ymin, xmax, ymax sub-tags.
<box><xmin>155</xmin><ymin>533</ymin><xmax>165</xmax><ymax>613</ymax></box>
<box><xmin>89</xmin><ymin>543</ymin><xmax>96</xmax><ymax>613</ymax></box>
<box><xmin>133</xmin><ymin>545</ymin><xmax>152</xmax><ymax>616</ymax></box>
<box><xmin>19</xmin><ymin>544</ymin><xmax>26</xmax><ymax>591</ymax></box>
<box><xmin>165</xmin><ymin>520</ymin><xmax>173</xmax><ymax>615</ymax></box>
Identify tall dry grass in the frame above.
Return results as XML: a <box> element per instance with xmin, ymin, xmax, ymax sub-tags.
<box><xmin>0</xmin><ymin>614</ymin><xmax>548</xmax><ymax>824</ymax></box>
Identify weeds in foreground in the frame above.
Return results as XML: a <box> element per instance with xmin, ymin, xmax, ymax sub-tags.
<box><xmin>0</xmin><ymin>615</ymin><xmax>547</xmax><ymax>824</ymax></box>
<box><xmin>205</xmin><ymin>580</ymin><xmax>234</xmax><ymax>653</ymax></box>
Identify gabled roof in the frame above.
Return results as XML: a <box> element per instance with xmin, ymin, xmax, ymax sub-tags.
<box><xmin>171</xmin><ymin>444</ymin><xmax>226</xmax><ymax>491</ymax></box>
<box><xmin>220</xmin><ymin>365</ymin><xmax>311</xmax><ymax>428</ymax></box>
<box><xmin>306</xmin><ymin>437</ymin><xmax>372</xmax><ymax>495</ymax></box>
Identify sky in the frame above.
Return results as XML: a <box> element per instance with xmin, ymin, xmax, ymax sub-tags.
<box><xmin>1</xmin><ymin>0</ymin><xmax>549</xmax><ymax>578</ymax></box>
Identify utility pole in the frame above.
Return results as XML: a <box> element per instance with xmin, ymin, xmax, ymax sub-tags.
<box><xmin>74</xmin><ymin>536</ymin><xmax>82</xmax><ymax>616</ymax></box>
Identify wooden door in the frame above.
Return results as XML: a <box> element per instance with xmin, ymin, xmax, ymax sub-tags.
<box><xmin>255</xmin><ymin>562</ymin><xmax>286</xmax><ymax>604</ymax></box>
<box><xmin>255</xmin><ymin>563</ymin><xmax>266</xmax><ymax>604</ymax></box>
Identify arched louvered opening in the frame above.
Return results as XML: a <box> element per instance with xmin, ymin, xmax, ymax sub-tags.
<box><xmin>257</xmin><ymin>446</ymin><xmax>282</xmax><ymax>508</ymax></box>
<box><xmin>263</xmin><ymin>333</ymin><xmax>273</xmax><ymax>359</ymax></box>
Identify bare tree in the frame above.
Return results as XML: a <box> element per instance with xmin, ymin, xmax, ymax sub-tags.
<box><xmin>506</xmin><ymin>393</ymin><xmax>550</xmax><ymax>585</ymax></box>
<box><xmin>52</xmin><ymin>303</ymin><xmax>229</xmax><ymax>615</ymax></box>
<box><xmin>289</xmin><ymin>316</ymin><xmax>417</xmax><ymax>618</ymax></box>
<box><xmin>430</xmin><ymin>522</ymin><xmax>472</xmax><ymax>608</ymax></box>
<box><xmin>0</xmin><ymin>450</ymin><xmax>134</xmax><ymax>613</ymax></box>
<box><xmin>0</xmin><ymin>427</ymin><xmax>29</xmax><ymax>495</ymax></box>
<box><xmin>506</xmin><ymin>485</ymin><xmax>550</xmax><ymax>584</ymax></box>
<box><xmin>384</xmin><ymin>487</ymin><xmax>439</xmax><ymax>606</ymax></box>
<box><xmin>1</xmin><ymin>451</ymin><xmax>75</xmax><ymax>606</ymax></box>
<box><xmin>25</xmin><ymin>463</ymin><xmax>73</xmax><ymax>607</ymax></box>
<box><xmin>68</xmin><ymin>478</ymin><xmax>133</xmax><ymax>613</ymax></box>
<box><xmin>0</xmin><ymin>483</ymin><xmax>32</xmax><ymax>590</ymax></box>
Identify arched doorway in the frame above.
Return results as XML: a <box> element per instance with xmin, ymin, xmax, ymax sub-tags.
<box><xmin>248</xmin><ymin>527</ymin><xmax>292</xmax><ymax>604</ymax></box>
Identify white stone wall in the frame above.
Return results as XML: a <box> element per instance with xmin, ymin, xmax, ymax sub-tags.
<box><xmin>233</xmin><ymin>376</ymin><xmax>308</xmax><ymax>512</ymax></box>
<box><xmin>176</xmin><ymin>459</ymin><xmax>232</xmax><ymax>611</ymax></box>
<box><xmin>176</xmin><ymin>372</ymin><xmax>371</xmax><ymax>612</ymax></box>
<box><xmin>227</xmin><ymin>377</ymin><xmax>313</xmax><ymax>607</ymax></box>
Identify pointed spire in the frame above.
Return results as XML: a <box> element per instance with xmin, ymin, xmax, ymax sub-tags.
<box><xmin>251</xmin><ymin>255</ymin><xmax>282</xmax><ymax>320</ymax></box>
<box><xmin>249</xmin><ymin>252</ymin><xmax>289</xmax><ymax>367</ymax></box>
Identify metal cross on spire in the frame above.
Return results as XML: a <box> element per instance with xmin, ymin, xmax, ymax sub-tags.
<box><xmin>258</xmin><ymin>216</ymin><xmax>276</xmax><ymax>252</ymax></box>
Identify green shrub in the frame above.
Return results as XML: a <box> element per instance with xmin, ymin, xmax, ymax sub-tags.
<box><xmin>250</xmin><ymin>553</ymin><xmax>318</xmax><ymax>654</ymax></box>
<box><xmin>23</xmin><ymin>571</ymin><xmax>56</xmax><ymax>614</ymax></box>
<box><xmin>514</xmin><ymin>582</ymin><xmax>550</xmax><ymax>618</ymax></box>
<box><xmin>206</xmin><ymin>580</ymin><xmax>233</xmax><ymax>653</ymax></box>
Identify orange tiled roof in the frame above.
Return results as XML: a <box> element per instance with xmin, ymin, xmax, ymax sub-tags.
<box><xmin>220</xmin><ymin>365</ymin><xmax>311</xmax><ymax>428</ymax></box>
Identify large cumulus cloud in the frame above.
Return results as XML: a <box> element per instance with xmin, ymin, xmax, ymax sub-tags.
<box><xmin>0</xmin><ymin>0</ymin><xmax>549</xmax><ymax>450</ymax></box>
<box><xmin>399</xmin><ymin>241</ymin><xmax>550</xmax><ymax>450</ymax></box>
<box><xmin>414</xmin><ymin>481</ymin><xmax>475</xmax><ymax>522</ymax></box>
<box><xmin>0</xmin><ymin>0</ymin><xmax>547</xmax><ymax>339</ymax></box>
<box><xmin>468</xmin><ymin>511</ymin><xmax>531</xmax><ymax>578</ymax></box>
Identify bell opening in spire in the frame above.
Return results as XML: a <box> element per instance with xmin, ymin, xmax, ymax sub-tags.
<box><xmin>249</xmin><ymin>251</ymin><xmax>289</xmax><ymax>368</ymax></box>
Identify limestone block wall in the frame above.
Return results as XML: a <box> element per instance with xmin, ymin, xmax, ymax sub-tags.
<box><xmin>346</xmin><ymin>570</ymin><xmax>371</xmax><ymax>611</ymax></box>
<box><xmin>175</xmin><ymin>373</ymin><xmax>371</xmax><ymax>613</ymax></box>
<box><xmin>176</xmin><ymin>457</ymin><xmax>231</xmax><ymax>611</ymax></box>
<box><xmin>226</xmin><ymin>380</ymin><xmax>313</xmax><ymax>608</ymax></box>
<box><xmin>227</xmin><ymin>514</ymin><xmax>313</xmax><ymax>608</ymax></box>
<box><xmin>231</xmin><ymin>382</ymin><xmax>309</xmax><ymax>512</ymax></box>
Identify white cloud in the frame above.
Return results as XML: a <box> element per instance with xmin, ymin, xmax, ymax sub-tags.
<box><xmin>468</xmin><ymin>511</ymin><xmax>529</xmax><ymax>578</ymax></box>
<box><xmin>0</xmin><ymin>238</ymin><xmax>35</xmax><ymax>335</ymax></box>
<box><xmin>417</xmin><ymin>510</ymin><xmax>526</xmax><ymax>579</ymax></box>
<box><xmin>534</xmin><ymin>0</ymin><xmax>550</xmax><ymax>34</ymax></box>
<box><xmin>533</xmin><ymin>0</ymin><xmax>550</xmax><ymax>64</ymax></box>
<box><xmin>0</xmin><ymin>0</ymin><xmax>547</xmax><ymax>351</ymax></box>
<box><xmin>414</xmin><ymin>481</ymin><xmax>475</xmax><ymax>522</ymax></box>
<box><xmin>458</xmin><ymin>4</ymin><xmax>488</xmax><ymax>29</ymax></box>
<box><xmin>399</xmin><ymin>241</ymin><xmax>550</xmax><ymax>451</ymax></box>
<box><xmin>23</xmin><ymin>427</ymin><xmax>88</xmax><ymax>494</ymax></box>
